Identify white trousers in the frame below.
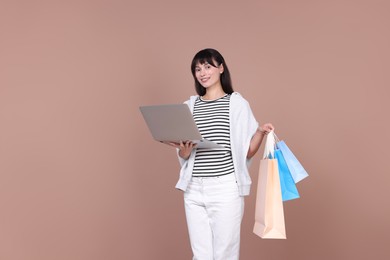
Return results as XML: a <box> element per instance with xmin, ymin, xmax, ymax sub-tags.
<box><xmin>184</xmin><ymin>174</ymin><xmax>244</xmax><ymax>260</ymax></box>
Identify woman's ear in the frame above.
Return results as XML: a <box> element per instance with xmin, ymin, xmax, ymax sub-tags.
<box><xmin>219</xmin><ymin>63</ymin><xmax>224</xmax><ymax>74</ymax></box>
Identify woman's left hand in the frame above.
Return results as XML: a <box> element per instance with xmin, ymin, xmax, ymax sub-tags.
<box><xmin>248</xmin><ymin>123</ymin><xmax>276</xmax><ymax>158</ymax></box>
<box><xmin>260</xmin><ymin>123</ymin><xmax>275</xmax><ymax>134</ymax></box>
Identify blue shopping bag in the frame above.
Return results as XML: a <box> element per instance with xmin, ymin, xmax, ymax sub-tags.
<box><xmin>276</xmin><ymin>140</ymin><xmax>308</xmax><ymax>183</ymax></box>
<box><xmin>274</xmin><ymin>149</ymin><xmax>300</xmax><ymax>201</ymax></box>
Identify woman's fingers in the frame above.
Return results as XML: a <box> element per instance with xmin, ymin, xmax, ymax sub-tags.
<box><xmin>163</xmin><ymin>140</ymin><xmax>197</xmax><ymax>150</ymax></box>
<box><xmin>260</xmin><ymin>123</ymin><xmax>275</xmax><ymax>134</ymax></box>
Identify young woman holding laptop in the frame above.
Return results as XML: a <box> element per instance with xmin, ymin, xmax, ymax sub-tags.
<box><xmin>164</xmin><ymin>48</ymin><xmax>274</xmax><ymax>260</ymax></box>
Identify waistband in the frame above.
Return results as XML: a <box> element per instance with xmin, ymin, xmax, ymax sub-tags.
<box><xmin>190</xmin><ymin>173</ymin><xmax>236</xmax><ymax>184</ymax></box>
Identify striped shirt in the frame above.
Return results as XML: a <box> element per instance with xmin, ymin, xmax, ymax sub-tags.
<box><xmin>192</xmin><ymin>94</ymin><xmax>234</xmax><ymax>177</ymax></box>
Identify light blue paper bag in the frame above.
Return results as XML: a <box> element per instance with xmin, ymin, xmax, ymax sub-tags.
<box><xmin>274</xmin><ymin>149</ymin><xmax>300</xmax><ymax>201</ymax></box>
<box><xmin>276</xmin><ymin>140</ymin><xmax>308</xmax><ymax>183</ymax></box>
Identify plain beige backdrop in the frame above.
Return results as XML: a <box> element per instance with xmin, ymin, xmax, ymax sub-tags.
<box><xmin>1</xmin><ymin>0</ymin><xmax>389</xmax><ymax>259</ymax></box>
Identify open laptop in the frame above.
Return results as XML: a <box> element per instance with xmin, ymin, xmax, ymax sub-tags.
<box><xmin>139</xmin><ymin>104</ymin><xmax>222</xmax><ymax>149</ymax></box>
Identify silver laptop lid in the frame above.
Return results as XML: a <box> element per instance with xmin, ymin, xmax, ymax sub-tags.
<box><xmin>139</xmin><ymin>104</ymin><xmax>222</xmax><ymax>149</ymax></box>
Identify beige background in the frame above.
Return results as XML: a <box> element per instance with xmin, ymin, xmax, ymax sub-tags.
<box><xmin>1</xmin><ymin>0</ymin><xmax>389</xmax><ymax>259</ymax></box>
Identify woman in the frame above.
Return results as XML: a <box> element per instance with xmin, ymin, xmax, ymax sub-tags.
<box><xmin>165</xmin><ymin>48</ymin><xmax>274</xmax><ymax>260</ymax></box>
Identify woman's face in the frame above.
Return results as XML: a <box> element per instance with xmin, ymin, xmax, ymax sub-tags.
<box><xmin>194</xmin><ymin>60</ymin><xmax>224</xmax><ymax>90</ymax></box>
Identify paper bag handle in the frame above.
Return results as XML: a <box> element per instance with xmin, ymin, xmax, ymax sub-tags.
<box><xmin>273</xmin><ymin>132</ymin><xmax>281</xmax><ymax>143</ymax></box>
<box><xmin>262</xmin><ymin>130</ymin><xmax>276</xmax><ymax>159</ymax></box>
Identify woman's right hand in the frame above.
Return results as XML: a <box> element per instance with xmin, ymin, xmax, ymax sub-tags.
<box><xmin>162</xmin><ymin>140</ymin><xmax>197</xmax><ymax>160</ymax></box>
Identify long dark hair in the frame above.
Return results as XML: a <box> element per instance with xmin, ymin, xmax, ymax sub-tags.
<box><xmin>190</xmin><ymin>48</ymin><xmax>234</xmax><ymax>96</ymax></box>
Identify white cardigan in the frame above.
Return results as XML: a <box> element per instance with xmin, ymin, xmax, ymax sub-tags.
<box><xmin>175</xmin><ymin>92</ymin><xmax>259</xmax><ymax>196</ymax></box>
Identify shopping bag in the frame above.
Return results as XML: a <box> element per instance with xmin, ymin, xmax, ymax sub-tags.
<box><xmin>253</xmin><ymin>132</ymin><xmax>286</xmax><ymax>239</ymax></box>
<box><xmin>274</xmin><ymin>149</ymin><xmax>300</xmax><ymax>201</ymax></box>
<box><xmin>276</xmin><ymin>140</ymin><xmax>309</xmax><ymax>183</ymax></box>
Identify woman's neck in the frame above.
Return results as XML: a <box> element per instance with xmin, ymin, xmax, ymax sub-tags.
<box><xmin>202</xmin><ymin>86</ymin><xmax>226</xmax><ymax>100</ymax></box>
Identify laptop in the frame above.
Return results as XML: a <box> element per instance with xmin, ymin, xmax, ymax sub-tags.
<box><xmin>139</xmin><ymin>104</ymin><xmax>222</xmax><ymax>149</ymax></box>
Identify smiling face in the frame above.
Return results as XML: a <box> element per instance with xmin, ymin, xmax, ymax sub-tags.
<box><xmin>191</xmin><ymin>48</ymin><xmax>233</xmax><ymax>96</ymax></box>
<box><xmin>194</xmin><ymin>60</ymin><xmax>224</xmax><ymax>90</ymax></box>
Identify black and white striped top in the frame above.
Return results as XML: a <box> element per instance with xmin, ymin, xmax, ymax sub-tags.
<box><xmin>192</xmin><ymin>94</ymin><xmax>234</xmax><ymax>177</ymax></box>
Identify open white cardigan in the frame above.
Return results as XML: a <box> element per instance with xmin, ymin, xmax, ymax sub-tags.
<box><xmin>175</xmin><ymin>92</ymin><xmax>259</xmax><ymax>196</ymax></box>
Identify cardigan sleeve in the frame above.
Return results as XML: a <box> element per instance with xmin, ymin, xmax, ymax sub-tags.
<box><xmin>231</xmin><ymin>93</ymin><xmax>259</xmax><ymax>166</ymax></box>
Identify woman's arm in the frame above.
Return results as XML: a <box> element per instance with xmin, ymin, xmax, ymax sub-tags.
<box><xmin>247</xmin><ymin>124</ymin><xmax>274</xmax><ymax>159</ymax></box>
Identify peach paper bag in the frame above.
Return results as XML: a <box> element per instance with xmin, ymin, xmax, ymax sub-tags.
<box><xmin>253</xmin><ymin>131</ymin><xmax>286</xmax><ymax>239</ymax></box>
